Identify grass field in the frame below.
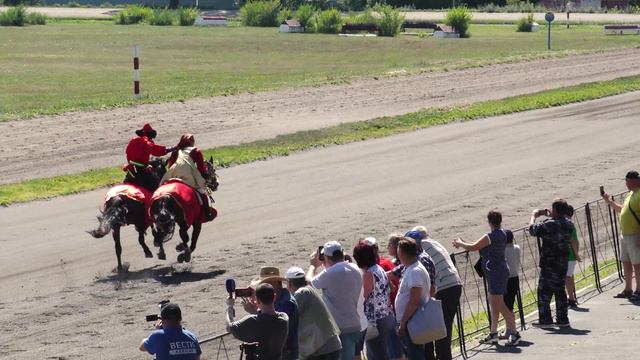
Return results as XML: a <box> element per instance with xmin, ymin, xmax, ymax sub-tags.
<box><xmin>2</xmin><ymin>75</ymin><xmax>640</xmax><ymax>206</ymax></box>
<box><xmin>1</xmin><ymin>22</ymin><xmax>638</xmax><ymax>120</ymax></box>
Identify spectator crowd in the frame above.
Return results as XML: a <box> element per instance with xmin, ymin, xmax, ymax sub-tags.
<box><xmin>139</xmin><ymin>170</ymin><xmax>640</xmax><ymax>360</ymax></box>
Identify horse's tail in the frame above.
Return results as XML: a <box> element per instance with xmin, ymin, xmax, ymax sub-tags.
<box><xmin>88</xmin><ymin>196</ymin><xmax>126</xmax><ymax>238</ymax></box>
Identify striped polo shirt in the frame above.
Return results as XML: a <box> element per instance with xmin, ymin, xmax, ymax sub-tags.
<box><xmin>421</xmin><ymin>237</ymin><xmax>462</xmax><ymax>291</ymax></box>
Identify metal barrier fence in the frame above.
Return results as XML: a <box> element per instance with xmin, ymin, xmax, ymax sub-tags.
<box><xmin>198</xmin><ymin>331</ymin><xmax>240</xmax><ymax>360</ymax></box>
<box><xmin>198</xmin><ymin>193</ymin><xmax>627</xmax><ymax>360</ymax></box>
<box><xmin>451</xmin><ymin>192</ymin><xmax>626</xmax><ymax>359</ymax></box>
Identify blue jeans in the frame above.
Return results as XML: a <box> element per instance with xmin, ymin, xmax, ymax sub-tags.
<box><xmin>366</xmin><ymin>314</ymin><xmax>395</xmax><ymax>360</ymax></box>
<box><xmin>402</xmin><ymin>332</ymin><xmax>425</xmax><ymax>360</ymax></box>
<box><xmin>339</xmin><ymin>330</ymin><xmax>365</xmax><ymax>360</ymax></box>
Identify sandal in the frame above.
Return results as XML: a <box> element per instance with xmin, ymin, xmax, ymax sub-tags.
<box><xmin>613</xmin><ymin>289</ymin><xmax>633</xmax><ymax>299</ymax></box>
<box><xmin>630</xmin><ymin>291</ymin><xmax>640</xmax><ymax>300</ymax></box>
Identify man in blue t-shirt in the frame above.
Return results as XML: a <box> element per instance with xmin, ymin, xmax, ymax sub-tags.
<box><xmin>140</xmin><ymin>303</ymin><xmax>202</xmax><ymax>360</ymax></box>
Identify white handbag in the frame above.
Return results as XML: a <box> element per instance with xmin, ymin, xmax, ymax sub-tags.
<box><xmin>407</xmin><ymin>297</ymin><xmax>447</xmax><ymax>344</ymax></box>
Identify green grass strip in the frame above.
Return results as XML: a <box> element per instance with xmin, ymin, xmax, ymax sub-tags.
<box><xmin>2</xmin><ymin>75</ymin><xmax>640</xmax><ymax>206</ymax></box>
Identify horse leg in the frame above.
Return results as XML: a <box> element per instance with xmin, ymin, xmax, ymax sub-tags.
<box><xmin>157</xmin><ymin>243</ymin><xmax>166</xmax><ymax>260</ymax></box>
<box><xmin>138</xmin><ymin>228</ymin><xmax>153</xmax><ymax>258</ymax></box>
<box><xmin>190</xmin><ymin>222</ymin><xmax>202</xmax><ymax>253</ymax></box>
<box><xmin>176</xmin><ymin>224</ymin><xmax>191</xmax><ymax>263</ymax></box>
<box><xmin>175</xmin><ymin>226</ymin><xmax>190</xmax><ymax>252</ymax></box>
<box><xmin>113</xmin><ymin>226</ymin><xmax>123</xmax><ymax>271</ymax></box>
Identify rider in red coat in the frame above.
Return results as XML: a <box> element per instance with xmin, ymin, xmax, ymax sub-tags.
<box><xmin>123</xmin><ymin>123</ymin><xmax>175</xmax><ymax>191</ymax></box>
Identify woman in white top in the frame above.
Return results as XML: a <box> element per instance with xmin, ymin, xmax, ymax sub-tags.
<box><xmin>395</xmin><ymin>238</ymin><xmax>430</xmax><ymax>360</ymax></box>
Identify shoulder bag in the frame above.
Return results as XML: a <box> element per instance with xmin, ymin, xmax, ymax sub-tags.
<box><xmin>407</xmin><ymin>297</ymin><xmax>447</xmax><ymax>344</ymax></box>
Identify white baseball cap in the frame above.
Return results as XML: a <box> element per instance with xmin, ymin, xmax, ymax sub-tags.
<box><xmin>322</xmin><ymin>241</ymin><xmax>343</xmax><ymax>256</ymax></box>
<box><xmin>363</xmin><ymin>237</ymin><xmax>377</xmax><ymax>246</ymax></box>
<box><xmin>285</xmin><ymin>266</ymin><xmax>305</xmax><ymax>279</ymax></box>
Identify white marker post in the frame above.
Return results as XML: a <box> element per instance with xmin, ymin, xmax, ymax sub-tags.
<box><xmin>133</xmin><ymin>45</ymin><xmax>140</xmax><ymax>99</ymax></box>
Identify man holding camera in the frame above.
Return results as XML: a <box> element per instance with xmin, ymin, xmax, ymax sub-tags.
<box><xmin>227</xmin><ymin>283</ymin><xmax>290</xmax><ymax>359</ymax></box>
<box><xmin>307</xmin><ymin>241</ymin><xmax>365</xmax><ymax>360</ymax></box>
<box><xmin>139</xmin><ymin>303</ymin><xmax>202</xmax><ymax>360</ymax></box>
<box><xmin>603</xmin><ymin>171</ymin><xmax>640</xmax><ymax>300</ymax></box>
<box><xmin>286</xmin><ymin>266</ymin><xmax>342</xmax><ymax>360</ymax></box>
<box><xmin>529</xmin><ymin>199</ymin><xmax>574</xmax><ymax>328</ymax></box>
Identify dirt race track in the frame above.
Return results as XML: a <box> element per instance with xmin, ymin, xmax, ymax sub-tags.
<box><xmin>2</xmin><ymin>48</ymin><xmax>640</xmax><ymax>185</ymax></box>
<box><xmin>1</xmin><ymin>91</ymin><xmax>640</xmax><ymax>359</ymax></box>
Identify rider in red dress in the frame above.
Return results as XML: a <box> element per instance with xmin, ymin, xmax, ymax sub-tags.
<box><xmin>123</xmin><ymin>123</ymin><xmax>175</xmax><ymax>191</ymax></box>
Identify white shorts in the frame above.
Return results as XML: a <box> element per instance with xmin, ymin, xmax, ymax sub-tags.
<box><xmin>620</xmin><ymin>235</ymin><xmax>640</xmax><ymax>265</ymax></box>
<box><xmin>566</xmin><ymin>260</ymin><xmax>576</xmax><ymax>277</ymax></box>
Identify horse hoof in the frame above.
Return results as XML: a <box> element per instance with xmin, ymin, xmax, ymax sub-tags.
<box><xmin>144</xmin><ymin>251</ymin><xmax>153</xmax><ymax>258</ymax></box>
<box><xmin>176</xmin><ymin>243</ymin><xmax>186</xmax><ymax>252</ymax></box>
<box><xmin>158</xmin><ymin>252</ymin><xmax>166</xmax><ymax>260</ymax></box>
<box><xmin>177</xmin><ymin>251</ymin><xmax>191</xmax><ymax>263</ymax></box>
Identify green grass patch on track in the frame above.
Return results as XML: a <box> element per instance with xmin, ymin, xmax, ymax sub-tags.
<box><xmin>2</xmin><ymin>75</ymin><xmax>640</xmax><ymax>206</ymax></box>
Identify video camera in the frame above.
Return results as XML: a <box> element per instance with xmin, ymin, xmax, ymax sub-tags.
<box><xmin>145</xmin><ymin>299</ymin><xmax>170</xmax><ymax>322</ymax></box>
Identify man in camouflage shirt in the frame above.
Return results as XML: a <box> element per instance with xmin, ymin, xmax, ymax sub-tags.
<box><xmin>529</xmin><ymin>198</ymin><xmax>574</xmax><ymax>328</ymax></box>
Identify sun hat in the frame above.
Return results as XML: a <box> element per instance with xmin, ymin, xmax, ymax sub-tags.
<box><xmin>250</xmin><ymin>266</ymin><xmax>287</xmax><ymax>286</ymax></box>
<box><xmin>322</xmin><ymin>241</ymin><xmax>343</xmax><ymax>257</ymax></box>
<box><xmin>285</xmin><ymin>267</ymin><xmax>305</xmax><ymax>279</ymax></box>
<box><xmin>135</xmin><ymin>123</ymin><xmax>157</xmax><ymax>138</ymax></box>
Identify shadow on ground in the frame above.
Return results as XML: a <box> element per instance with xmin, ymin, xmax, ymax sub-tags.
<box><xmin>470</xmin><ymin>340</ymin><xmax>534</xmax><ymax>355</ymax></box>
<box><xmin>95</xmin><ymin>265</ymin><xmax>227</xmax><ymax>285</ymax></box>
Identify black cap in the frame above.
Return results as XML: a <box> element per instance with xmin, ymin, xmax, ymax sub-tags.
<box><xmin>626</xmin><ymin>171</ymin><xmax>640</xmax><ymax>180</ymax></box>
<box><xmin>160</xmin><ymin>303</ymin><xmax>182</xmax><ymax>321</ymax></box>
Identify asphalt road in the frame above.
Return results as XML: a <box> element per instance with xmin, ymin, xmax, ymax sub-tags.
<box><xmin>1</xmin><ymin>92</ymin><xmax>639</xmax><ymax>359</ymax></box>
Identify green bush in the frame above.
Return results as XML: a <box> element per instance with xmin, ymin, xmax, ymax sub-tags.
<box><xmin>177</xmin><ymin>7</ymin><xmax>198</xmax><ymax>26</ymax></box>
<box><xmin>295</xmin><ymin>4</ymin><xmax>316</xmax><ymax>29</ymax></box>
<box><xmin>277</xmin><ymin>7</ymin><xmax>293</xmax><ymax>24</ymax></box>
<box><xmin>150</xmin><ymin>8</ymin><xmax>175</xmax><ymax>26</ymax></box>
<box><xmin>445</xmin><ymin>6</ymin><xmax>472</xmax><ymax>38</ymax></box>
<box><xmin>26</xmin><ymin>11</ymin><xmax>47</xmax><ymax>25</ymax></box>
<box><xmin>67</xmin><ymin>1</ymin><xmax>81</xmax><ymax>7</ymax></box>
<box><xmin>376</xmin><ymin>4</ymin><xmax>403</xmax><ymax>37</ymax></box>
<box><xmin>344</xmin><ymin>8</ymin><xmax>376</xmax><ymax>25</ymax></box>
<box><xmin>316</xmin><ymin>8</ymin><xmax>342</xmax><ymax>34</ymax></box>
<box><xmin>0</xmin><ymin>5</ymin><xmax>27</xmax><ymax>26</ymax></box>
<box><xmin>240</xmin><ymin>0</ymin><xmax>280</xmax><ymax>27</ymax></box>
<box><xmin>516</xmin><ymin>13</ymin><xmax>534</xmax><ymax>32</ymax></box>
<box><xmin>100</xmin><ymin>2</ymin><xmax>113</xmax><ymax>8</ymax></box>
<box><xmin>114</xmin><ymin>5</ymin><xmax>154</xmax><ymax>25</ymax></box>
<box><xmin>281</xmin><ymin>0</ymin><xmax>304</xmax><ymax>10</ymax></box>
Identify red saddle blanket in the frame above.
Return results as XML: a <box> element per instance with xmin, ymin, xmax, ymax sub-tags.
<box><xmin>104</xmin><ymin>184</ymin><xmax>152</xmax><ymax>228</ymax></box>
<box><xmin>151</xmin><ymin>180</ymin><xmax>215</xmax><ymax>228</ymax></box>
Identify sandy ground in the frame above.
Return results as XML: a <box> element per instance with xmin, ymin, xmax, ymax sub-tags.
<box><xmin>1</xmin><ymin>92</ymin><xmax>639</xmax><ymax>359</ymax></box>
<box><xmin>2</xmin><ymin>48</ymin><xmax>640</xmax><ymax>185</ymax></box>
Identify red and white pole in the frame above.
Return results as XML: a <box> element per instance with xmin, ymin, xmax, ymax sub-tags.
<box><xmin>133</xmin><ymin>45</ymin><xmax>140</xmax><ymax>99</ymax></box>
